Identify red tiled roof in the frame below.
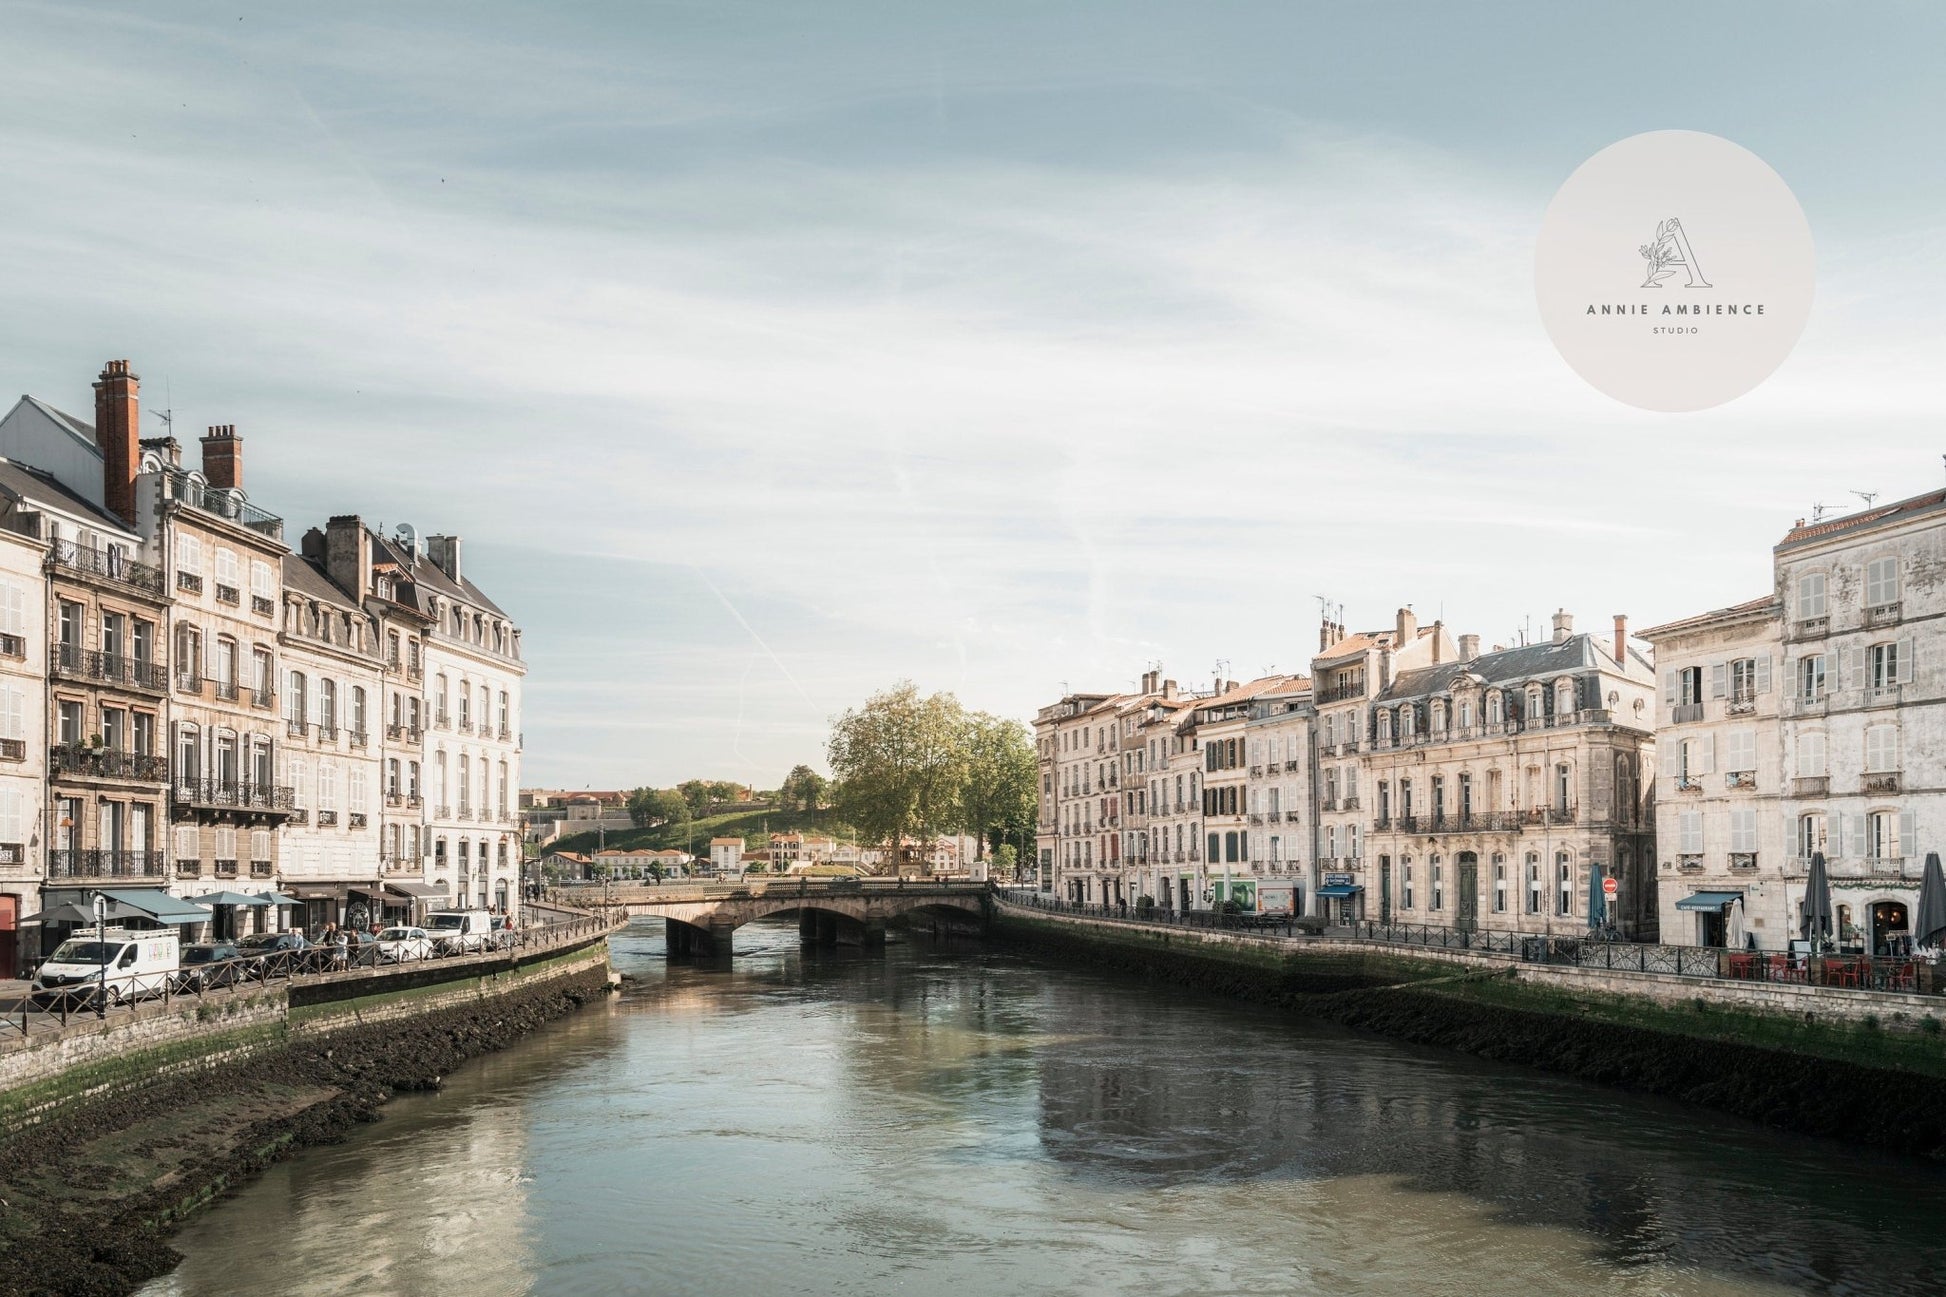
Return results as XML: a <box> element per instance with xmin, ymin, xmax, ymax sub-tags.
<box><xmin>1777</xmin><ymin>489</ymin><xmax>1946</xmax><ymax>549</ymax></box>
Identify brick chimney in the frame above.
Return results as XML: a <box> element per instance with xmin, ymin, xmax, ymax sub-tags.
<box><xmin>1395</xmin><ymin>606</ymin><xmax>1417</xmax><ymax>646</ymax></box>
<box><xmin>1613</xmin><ymin>614</ymin><xmax>1629</xmax><ymax>666</ymax></box>
<box><xmin>1552</xmin><ymin>609</ymin><xmax>1573</xmax><ymax>643</ymax></box>
<box><xmin>200</xmin><ymin>425</ymin><xmax>243</xmax><ymax>489</ymax></box>
<box><xmin>325</xmin><ymin>515</ymin><xmax>373</xmax><ymax>601</ymax></box>
<box><xmin>93</xmin><ymin>359</ymin><xmax>140</xmax><ymax>524</ymax></box>
<box><xmin>1459</xmin><ymin>634</ymin><xmax>1480</xmax><ymax>661</ymax></box>
<box><xmin>1430</xmin><ymin>619</ymin><xmax>1444</xmax><ymax>663</ymax></box>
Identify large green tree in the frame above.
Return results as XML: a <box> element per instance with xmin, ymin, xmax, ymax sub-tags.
<box><xmin>956</xmin><ymin>711</ymin><xmax>1037</xmax><ymax>860</ymax></box>
<box><xmin>779</xmin><ymin>764</ymin><xmax>828</xmax><ymax>812</ymax></box>
<box><xmin>827</xmin><ymin>682</ymin><xmax>967</xmax><ymax>873</ymax></box>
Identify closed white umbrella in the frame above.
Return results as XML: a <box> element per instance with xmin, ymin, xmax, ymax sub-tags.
<box><xmin>1726</xmin><ymin>896</ymin><xmax>1747</xmax><ymax>951</ymax></box>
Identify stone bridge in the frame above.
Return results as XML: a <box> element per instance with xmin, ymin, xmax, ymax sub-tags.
<box><xmin>595</xmin><ymin>881</ymin><xmax>990</xmax><ymax>956</ymax></box>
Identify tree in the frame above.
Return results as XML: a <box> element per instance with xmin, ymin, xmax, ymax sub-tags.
<box><xmin>625</xmin><ymin>786</ymin><xmax>658</xmax><ymax>828</ymax></box>
<box><xmin>827</xmin><ymin>682</ymin><xmax>967</xmax><ymax>874</ymax></box>
<box><xmin>677</xmin><ymin>779</ymin><xmax>711</xmax><ymax>817</ymax></box>
<box><xmin>993</xmin><ymin>842</ymin><xmax>1018</xmax><ymax>879</ymax></box>
<box><xmin>779</xmin><ymin>764</ymin><xmax>828</xmax><ymax>813</ymax></box>
<box><xmin>956</xmin><ymin>711</ymin><xmax>1036</xmax><ymax>860</ymax></box>
<box><xmin>626</xmin><ymin>787</ymin><xmax>687</xmax><ymax>830</ymax></box>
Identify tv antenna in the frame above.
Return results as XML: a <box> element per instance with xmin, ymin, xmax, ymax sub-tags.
<box><xmin>1314</xmin><ymin>594</ymin><xmax>1342</xmax><ymax>626</ymax></box>
<box><xmin>154</xmin><ymin>377</ymin><xmax>174</xmax><ymax>437</ymax></box>
<box><xmin>1852</xmin><ymin>490</ymin><xmax>1879</xmax><ymax>509</ymax></box>
<box><xmin>1810</xmin><ymin>503</ymin><xmax>1833</xmax><ymax>522</ymax></box>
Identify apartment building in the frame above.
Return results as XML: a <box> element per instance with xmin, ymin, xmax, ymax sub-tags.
<box><xmin>1243</xmin><ymin>677</ymin><xmax>1314</xmax><ymax>913</ymax></box>
<box><xmin>1640</xmin><ymin>598</ymin><xmax>1787</xmax><ymax>948</ymax></box>
<box><xmin>1647</xmin><ymin>488</ymin><xmax>1946</xmax><ymax>954</ymax></box>
<box><xmin>0</xmin><ymin>380</ymin><xmax>173</xmax><ymax>929</ymax></box>
<box><xmin>1191</xmin><ymin>676</ymin><xmax>1304</xmax><ymax>910</ymax></box>
<box><xmin>1034</xmin><ymin>690</ymin><xmax>1119</xmax><ymax>903</ymax></box>
<box><xmin>0</xmin><ymin>477</ymin><xmax>46</xmax><ymax>974</ymax></box>
<box><xmin>277</xmin><ymin>550</ymin><xmax>387</xmax><ymax>931</ymax></box>
<box><xmin>1310</xmin><ymin>609</ymin><xmax>1455</xmax><ymax>922</ymax></box>
<box><xmin>1136</xmin><ymin>686</ymin><xmax>1197</xmax><ymax>909</ymax></box>
<box><xmin>1365</xmin><ymin>611</ymin><xmax>1658</xmax><ymax>938</ymax></box>
<box><xmin>149</xmin><ymin>429</ymin><xmax>295</xmax><ymax>908</ymax></box>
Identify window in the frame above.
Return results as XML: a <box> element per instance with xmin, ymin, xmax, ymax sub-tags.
<box><xmin>1725</xmin><ymin>729</ymin><xmax>1756</xmax><ymax>776</ymax></box>
<box><xmin>1729</xmin><ymin>809</ymin><xmax>1757</xmax><ymax>853</ymax></box>
<box><xmin>1799</xmin><ymin>655</ymin><xmax>1825</xmax><ymax>701</ymax></box>
<box><xmin>1729</xmin><ymin>657</ymin><xmax>1758</xmax><ymax>702</ymax></box>
<box><xmin>1679</xmin><ymin>811</ymin><xmax>1704</xmax><ymax>855</ymax></box>
<box><xmin>251</xmin><ymin>829</ymin><xmax>270</xmax><ymax>865</ymax></box>
<box><xmin>459</xmin><ymin>688</ymin><xmax>471</xmax><ymax>729</ymax></box>
<box><xmin>102</xmin><ymin>707</ymin><xmax>126</xmax><ymax>751</ymax></box>
<box><xmin>498</xmin><ymin>691</ymin><xmax>510</xmax><ymax>734</ymax></box>
<box><xmin>1798</xmin><ymin>571</ymin><xmax>1827</xmax><ymax>619</ymax></box>
<box><xmin>1867</xmin><ymin>810</ymin><xmax>1900</xmax><ymax>861</ymax></box>
<box><xmin>1795</xmin><ymin>731</ymin><xmax>1826</xmax><ymax>777</ymax></box>
<box><xmin>214</xmin><ymin>547</ymin><xmax>238</xmax><ymax>591</ymax></box>
<box><xmin>57</xmin><ymin>700</ymin><xmax>83</xmax><ymax>745</ymax></box>
<box><xmin>287</xmin><ymin>671</ymin><xmax>308</xmax><ymax>724</ymax></box>
<box><xmin>1398</xmin><ymin>706</ymin><xmax>1414</xmax><ymax>738</ymax></box>
<box><xmin>1525</xmin><ymin>855</ymin><xmax>1541</xmax><ymax>914</ymax></box>
<box><xmin>1866</xmin><ymin>556</ymin><xmax>1900</xmax><ymax>608</ymax></box>
<box><xmin>1430</xmin><ymin>858</ymin><xmax>1444</xmax><ymax>911</ymax></box>
<box><xmin>1492</xmin><ymin>857</ymin><xmax>1507</xmax><ymax>913</ymax></box>
<box><xmin>101</xmin><ymin>612</ymin><xmax>125</xmax><ymax>659</ymax></box>
<box><xmin>1402</xmin><ymin>859</ymin><xmax>1415</xmax><ymax>909</ymax></box>
<box><xmin>175</xmin><ymin>534</ymin><xmax>204</xmax><ymax>574</ymax></box>
<box><xmin>320</xmin><ymin>679</ymin><xmax>338</xmax><ymax>731</ymax></box>
<box><xmin>1555</xmin><ymin>763</ymin><xmax>1572</xmax><ymax>813</ymax></box>
<box><xmin>175</xmin><ymin>623</ymin><xmax>202</xmax><ymax>682</ymax></box>
<box><xmin>133</xmin><ymin>711</ymin><xmax>153</xmax><ymax>756</ymax></box>
<box><xmin>1674</xmin><ymin>666</ymin><xmax>1701</xmax><ymax>707</ymax></box>
<box><xmin>251</xmin><ymin>560</ymin><xmax>275</xmax><ymax>604</ymax></box>
<box><xmin>1869</xmin><ymin>642</ymin><xmax>1900</xmax><ymax>690</ymax></box>
<box><xmin>1556</xmin><ymin>854</ymin><xmax>1572</xmax><ymax>916</ymax></box>
<box><xmin>1486</xmin><ymin>692</ymin><xmax>1502</xmax><ymax>725</ymax></box>
<box><xmin>1798</xmin><ymin>813</ymin><xmax>1826</xmax><ymax>859</ymax></box>
<box><xmin>319</xmin><ymin>762</ymin><xmax>338</xmax><ymax>812</ymax></box>
<box><xmin>1864</xmin><ymin>725</ymin><xmax>1898</xmax><ymax>773</ymax></box>
<box><xmin>351</xmin><ymin>687</ymin><xmax>368</xmax><ymax>737</ymax></box>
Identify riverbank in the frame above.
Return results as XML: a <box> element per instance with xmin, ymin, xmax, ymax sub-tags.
<box><xmin>990</xmin><ymin>905</ymin><xmax>1946</xmax><ymax>1159</ymax></box>
<box><xmin>0</xmin><ymin>938</ymin><xmax>613</xmax><ymax>1297</ymax></box>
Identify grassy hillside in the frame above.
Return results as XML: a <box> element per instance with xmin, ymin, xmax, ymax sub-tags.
<box><xmin>549</xmin><ymin>807</ymin><xmax>857</xmax><ymax>856</ymax></box>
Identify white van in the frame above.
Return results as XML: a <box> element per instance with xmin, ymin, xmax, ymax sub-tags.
<box><xmin>31</xmin><ymin>928</ymin><xmax>181</xmax><ymax>1009</ymax></box>
<box><xmin>423</xmin><ymin>909</ymin><xmax>496</xmax><ymax>954</ymax></box>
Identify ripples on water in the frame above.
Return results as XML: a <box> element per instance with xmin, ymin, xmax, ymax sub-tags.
<box><xmin>144</xmin><ymin>918</ymin><xmax>1946</xmax><ymax>1297</ymax></box>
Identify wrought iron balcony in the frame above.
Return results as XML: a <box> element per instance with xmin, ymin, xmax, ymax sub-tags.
<box><xmin>317</xmin><ymin>809</ymin><xmax>339</xmax><ymax>827</ymax></box>
<box><xmin>177</xmin><ymin>571</ymin><xmax>204</xmax><ymax>595</ymax></box>
<box><xmin>349</xmin><ymin>730</ymin><xmax>369</xmax><ymax>749</ymax></box>
<box><xmin>50</xmin><ymin>745</ymin><xmax>168</xmax><ymax>782</ymax></box>
<box><xmin>167</xmin><ymin>470</ymin><xmax>284</xmax><ymax>539</ymax></box>
<box><xmin>214</xmin><ymin>858</ymin><xmax>238</xmax><ymax>878</ymax></box>
<box><xmin>176</xmin><ymin>857</ymin><xmax>201</xmax><ymax>877</ymax></box>
<box><xmin>51</xmin><ymin>642</ymin><xmax>168</xmax><ymax>692</ymax></box>
<box><xmin>47</xmin><ymin>539</ymin><xmax>166</xmax><ymax>597</ymax></box>
<box><xmin>213</xmin><ymin>679</ymin><xmax>240</xmax><ymax>702</ymax></box>
<box><xmin>349</xmin><ymin>812</ymin><xmax>368</xmax><ymax>829</ymax></box>
<box><xmin>251</xmin><ymin>687</ymin><xmax>275</xmax><ymax>710</ymax></box>
<box><xmin>215</xmin><ymin>583</ymin><xmax>240</xmax><ymax>606</ymax></box>
<box><xmin>48</xmin><ymin>848</ymin><xmax>165</xmax><ymax>880</ymax></box>
<box><xmin>172</xmin><ymin>778</ymin><xmax>298</xmax><ymax>815</ymax></box>
<box><xmin>287</xmin><ymin>718</ymin><xmax>308</xmax><ymax>738</ymax></box>
<box><xmin>0</xmin><ymin>633</ymin><xmax>21</xmax><ymax>660</ymax></box>
<box><xmin>0</xmin><ymin>739</ymin><xmax>23</xmax><ymax>762</ymax></box>
<box><xmin>252</xmin><ymin>595</ymin><xmax>276</xmax><ymax>617</ymax></box>
<box><xmin>250</xmin><ymin>860</ymin><xmax>274</xmax><ymax>877</ymax></box>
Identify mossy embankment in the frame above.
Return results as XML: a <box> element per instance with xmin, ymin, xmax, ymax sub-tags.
<box><xmin>0</xmin><ymin>949</ymin><xmax>611</xmax><ymax>1297</ymax></box>
<box><xmin>992</xmin><ymin>909</ymin><xmax>1946</xmax><ymax>1159</ymax></box>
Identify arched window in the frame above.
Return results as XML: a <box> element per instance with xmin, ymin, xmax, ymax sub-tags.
<box><xmin>1430</xmin><ymin>700</ymin><xmax>1446</xmax><ymax>733</ymax></box>
<box><xmin>1555</xmin><ymin>679</ymin><xmax>1576</xmax><ymax>717</ymax></box>
<box><xmin>1398</xmin><ymin>706</ymin><xmax>1415</xmax><ymax>738</ymax></box>
<box><xmin>1486</xmin><ymin>691</ymin><xmax>1503</xmax><ymax>725</ymax></box>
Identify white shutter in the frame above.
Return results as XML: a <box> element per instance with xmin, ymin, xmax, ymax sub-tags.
<box><xmin>0</xmin><ymin>789</ymin><xmax>19</xmax><ymax>844</ymax></box>
<box><xmin>1710</xmin><ymin>662</ymin><xmax>1728</xmax><ymax>698</ymax></box>
<box><xmin>1832</xmin><ymin>814</ymin><xmax>1844</xmax><ymax>858</ymax></box>
<box><xmin>1897</xmin><ymin>637</ymin><xmax>1915</xmax><ymax>685</ymax></box>
<box><xmin>1848</xmin><ymin>814</ymin><xmax>1867</xmax><ymax>858</ymax></box>
<box><xmin>1663</xmin><ymin>669</ymin><xmax>1677</xmax><ymax>705</ymax></box>
<box><xmin>1699</xmin><ymin>733</ymin><xmax>1716</xmax><ymax>774</ymax></box>
<box><xmin>1730</xmin><ymin>810</ymin><xmax>1756</xmax><ymax>852</ymax></box>
<box><xmin>173</xmin><ymin>825</ymin><xmax>197</xmax><ymax>861</ymax></box>
<box><xmin>1756</xmin><ymin>655</ymin><xmax>1772</xmax><ymax>694</ymax></box>
<box><xmin>1659</xmin><ymin>736</ymin><xmax>1677</xmax><ymax>779</ymax></box>
<box><xmin>0</xmin><ymin>581</ymin><xmax>21</xmax><ymax>636</ymax></box>
<box><xmin>1899</xmin><ymin>810</ymin><xmax>1917</xmax><ymax>860</ymax></box>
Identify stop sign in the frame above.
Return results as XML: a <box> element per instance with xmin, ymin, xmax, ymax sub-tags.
<box><xmin>1602</xmin><ymin>877</ymin><xmax>1619</xmax><ymax>897</ymax></box>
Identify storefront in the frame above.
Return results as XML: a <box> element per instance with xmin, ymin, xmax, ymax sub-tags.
<box><xmin>1316</xmin><ymin>881</ymin><xmax>1364</xmax><ymax>924</ymax></box>
<box><xmin>386</xmin><ymin>880</ymin><xmax>451</xmax><ymax>924</ymax></box>
<box><xmin>1675</xmin><ymin>890</ymin><xmax>1743</xmax><ymax>948</ymax></box>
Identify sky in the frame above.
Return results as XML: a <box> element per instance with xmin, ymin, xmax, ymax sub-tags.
<box><xmin>3</xmin><ymin>2</ymin><xmax>1944</xmax><ymax>790</ymax></box>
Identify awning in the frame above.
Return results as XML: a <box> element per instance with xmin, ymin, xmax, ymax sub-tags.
<box><xmin>254</xmin><ymin>891</ymin><xmax>303</xmax><ymax>907</ymax></box>
<box><xmin>1316</xmin><ymin>884</ymin><xmax>1363</xmax><ymax>899</ymax></box>
<box><xmin>196</xmin><ymin>890</ymin><xmax>272</xmax><ymax>907</ymax></box>
<box><xmin>100</xmin><ymin>889</ymin><xmax>213</xmax><ymax>926</ymax></box>
<box><xmin>386</xmin><ymin>881</ymin><xmax>449</xmax><ymax>901</ymax></box>
<box><xmin>1676</xmin><ymin>890</ymin><xmax>1744</xmax><ymax>911</ymax></box>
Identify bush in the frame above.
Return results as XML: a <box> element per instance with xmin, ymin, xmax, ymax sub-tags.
<box><xmin>1923</xmin><ymin>1016</ymin><xmax>1941</xmax><ymax>1036</ymax></box>
<box><xmin>1218</xmin><ymin>899</ymin><xmax>1244</xmax><ymax>917</ymax></box>
<box><xmin>1293</xmin><ymin>915</ymin><xmax>1327</xmax><ymax>935</ymax></box>
<box><xmin>1134</xmin><ymin>895</ymin><xmax>1156</xmax><ymax>918</ymax></box>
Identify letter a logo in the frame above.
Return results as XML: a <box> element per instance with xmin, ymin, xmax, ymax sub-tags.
<box><xmin>1639</xmin><ymin>217</ymin><xmax>1711</xmax><ymax>288</ymax></box>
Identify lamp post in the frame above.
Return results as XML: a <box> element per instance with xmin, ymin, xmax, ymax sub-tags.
<box><xmin>91</xmin><ymin>889</ymin><xmax>107</xmax><ymax>1019</ymax></box>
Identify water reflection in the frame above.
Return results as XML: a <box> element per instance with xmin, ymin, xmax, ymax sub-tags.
<box><xmin>146</xmin><ymin>918</ymin><xmax>1946</xmax><ymax>1297</ymax></box>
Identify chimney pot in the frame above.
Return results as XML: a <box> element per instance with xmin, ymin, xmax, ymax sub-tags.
<box><xmin>200</xmin><ymin>424</ymin><xmax>243</xmax><ymax>490</ymax></box>
<box><xmin>1552</xmin><ymin>608</ymin><xmax>1573</xmax><ymax>643</ymax></box>
<box><xmin>93</xmin><ymin>359</ymin><xmax>140</xmax><ymax>524</ymax></box>
<box><xmin>1459</xmin><ymin>634</ymin><xmax>1480</xmax><ymax>661</ymax></box>
<box><xmin>1613</xmin><ymin>614</ymin><xmax>1629</xmax><ymax>666</ymax></box>
<box><xmin>1395</xmin><ymin>606</ymin><xmax>1417</xmax><ymax>647</ymax></box>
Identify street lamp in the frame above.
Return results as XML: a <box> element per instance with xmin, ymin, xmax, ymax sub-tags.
<box><xmin>91</xmin><ymin>890</ymin><xmax>107</xmax><ymax>1019</ymax></box>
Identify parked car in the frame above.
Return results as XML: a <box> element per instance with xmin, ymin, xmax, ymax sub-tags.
<box><xmin>31</xmin><ymin>929</ymin><xmax>181</xmax><ymax>1009</ymax></box>
<box><xmin>237</xmin><ymin>931</ymin><xmax>309</xmax><ymax>975</ymax></box>
<box><xmin>423</xmin><ymin>910</ymin><xmax>495</xmax><ymax>954</ymax></box>
<box><xmin>489</xmin><ymin>914</ymin><xmax>520</xmax><ymax>950</ymax></box>
<box><xmin>176</xmin><ymin>942</ymin><xmax>245</xmax><ymax>991</ymax></box>
<box><xmin>375</xmin><ymin>926</ymin><xmax>434</xmax><ymax>963</ymax></box>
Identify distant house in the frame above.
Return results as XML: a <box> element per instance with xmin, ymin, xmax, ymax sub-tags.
<box><xmin>709</xmin><ymin>837</ymin><xmax>743</xmax><ymax>875</ymax></box>
<box><xmin>590</xmin><ymin>848</ymin><xmax>693</xmax><ymax>879</ymax></box>
<box><xmin>543</xmin><ymin>850</ymin><xmax>592</xmax><ymax>879</ymax></box>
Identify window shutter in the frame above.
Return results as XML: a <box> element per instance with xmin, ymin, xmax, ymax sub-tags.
<box><xmin>1662</xmin><ymin>670</ymin><xmax>1677</xmax><ymax>705</ymax></box>
<box><xmin>1832</xmin><ymin>814</ymin><xmax>1844</xmax><ymax>858</ymax></box>
<box><xmin>1659</xmin><ymin>736</ymin><xmax>1676</xmax><ymax>778</ymax></box>
<box><xmin>1900</xmin><ymin>810</ymin><xmax>1917</xmax><ymax>860</ymax></box>
<box><xmin>1756</xmin><ymin>655</ymin><xmax>1772</xmax><ymax>694</ymax></box>
<box><xmin>1897</xmin><ymin>637</ymin><xmax>1914</xmax><ymax>685</ymax></box>
<box><xmin>1710</xmin><ymin>662</ymin><xmax>1727</xmax><ymax>698</ymax></box>
<box><xmin>1848</xmin><ymin>814</ymin><xmax>1867</xmax><ymax>858</ymax></box>
<box><xmin>1699</xmin><ymin>733</ymin><xmax>1715</xmax><ymax>774</ymax></box>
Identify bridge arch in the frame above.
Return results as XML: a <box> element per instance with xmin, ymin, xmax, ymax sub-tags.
<box><xmin>616</xmin><ymin>884</ymin><xmax>987</xmax><ymax>958</ymax></box>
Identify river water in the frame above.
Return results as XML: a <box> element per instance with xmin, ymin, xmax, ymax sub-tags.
<box><xmin>141</xmin><ymin>920</ymin><xmax>1946</xmax><ymax>1297</ymax></box>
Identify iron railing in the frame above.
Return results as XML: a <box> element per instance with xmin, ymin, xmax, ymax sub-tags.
<box><xmin>47</xmin><ymin>849</ymin><xmax>165</xmax><ymax>879</ymax></box>
<box><xmin>47</xmin><ymin>539</ymin><xmax>166</xmax><ymax>596</ymax></box>
<box><xmin>172</xmin><ymin>779</ymin><xmax>298</xmax><ymax>812</ymax></box>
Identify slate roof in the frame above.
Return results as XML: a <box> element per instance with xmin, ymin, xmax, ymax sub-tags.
<box><xmin>281</xmin><ymin>551</ymin><xmax>361</xmax><ymax>613</ymax></box>
<box><xmin>0</xmin><ymin>456</ymin><xmax>133</xmax><ymax>534</ymax></box>
<box><xmin>17</xmin><ymin>396</ymin><xmax>98</xmax><ymax>451</ymax></box>
<box><xmin>1375</xmin><ymin>634</ymin><xmax>1617</xmax><ymax>703</ymax></box>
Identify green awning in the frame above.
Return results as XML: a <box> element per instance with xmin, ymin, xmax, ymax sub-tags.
<box><xmin>196</xmin><ymin>890</ymin><xmax>271</xmax><ymax>907</ymax></box>
<box><xmin>1316</xmin><ymin>885</ymin><xmax>1363</xmax><ymax>899</ymax></box>
<box><xmin>1676</xmin><ymin>890</ymin><xmax>1743</xmax><ymax>911</ymax></box>
<box><xmin>98</xmin><ymin>889</ymin><xmax>213</xmax><ymax>925</ymax></box>
<box><xmin>253</xmin><ymin>891</ymin><xmax>303</xmax><ymax>907</ymax></box>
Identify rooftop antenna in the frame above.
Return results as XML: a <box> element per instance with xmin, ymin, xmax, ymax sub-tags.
<box><xmin>1811</xmin><ymin>503</ymin><xmax>1833</xmax><ymax>522</ymax></box>
<box><xmin>1314</xmin><ymin>594</ymin><xmax>1343</xmax><ymax>626</ymax></box>
<box><xmin>1852</xmin><ymin>490</ymin><xmax>1879</xmax><ymax>509</ymax></box>
<box><xmin>1215</xmin><ymin>659</ymin><xmax>1230</xmax><ymax>685</ymax></box>
<box><xmin>153</xmin><ymin>377</ymin><xmax>174</xmax><ymax>438</ymax></box>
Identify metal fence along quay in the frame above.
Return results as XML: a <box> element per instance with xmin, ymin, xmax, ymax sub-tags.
<box><xmin>995</xmin><ymin>889</ymin><xmax>1945</xmax><ymax>999</ymax></box>
<box><xmin>1</xmin><ymin>911</ymin><xmax>617</xmax><ymax>1038</ymax></box>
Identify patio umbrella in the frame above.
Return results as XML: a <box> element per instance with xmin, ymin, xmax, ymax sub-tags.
<box><xmin>197</xmin><ymin>890</ymin><xmax>270</xmax><ymax>907</ymax></box>
<box><xmin>1914</xmin><ymin>852</ymin><xmax>1946</xmax><ymax>953</ymax></box>
<box><xmin>1586</xmin><ymin>864</ymin><xmax>1606</xmax><ymax>931</ymax></box>
<box><xmin>1801</xmin><ymin>851</ymin><xmax>1835</xmax><ymax>945</ymax></box>
<box><xmin>1726</xmin><ymin>896</ymin><xmax>1747</xmax><ymax>951</ymax></box>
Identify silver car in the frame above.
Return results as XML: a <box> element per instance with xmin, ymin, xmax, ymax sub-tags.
<box><xmin>374</xmin><ymin>925</ymin><xmax>434</xmax><ymax>963</ymax></box>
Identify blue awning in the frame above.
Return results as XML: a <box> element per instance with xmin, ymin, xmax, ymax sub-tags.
<box><xmin>1316</xmin><ymin>884</ymin><xmax>1363</xmax><ymax>899</ymax></box>
<box><xmin>1675</xmin><ymin>890</ymin><xmax>1743</xmax><ymax>911</ymax></box>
